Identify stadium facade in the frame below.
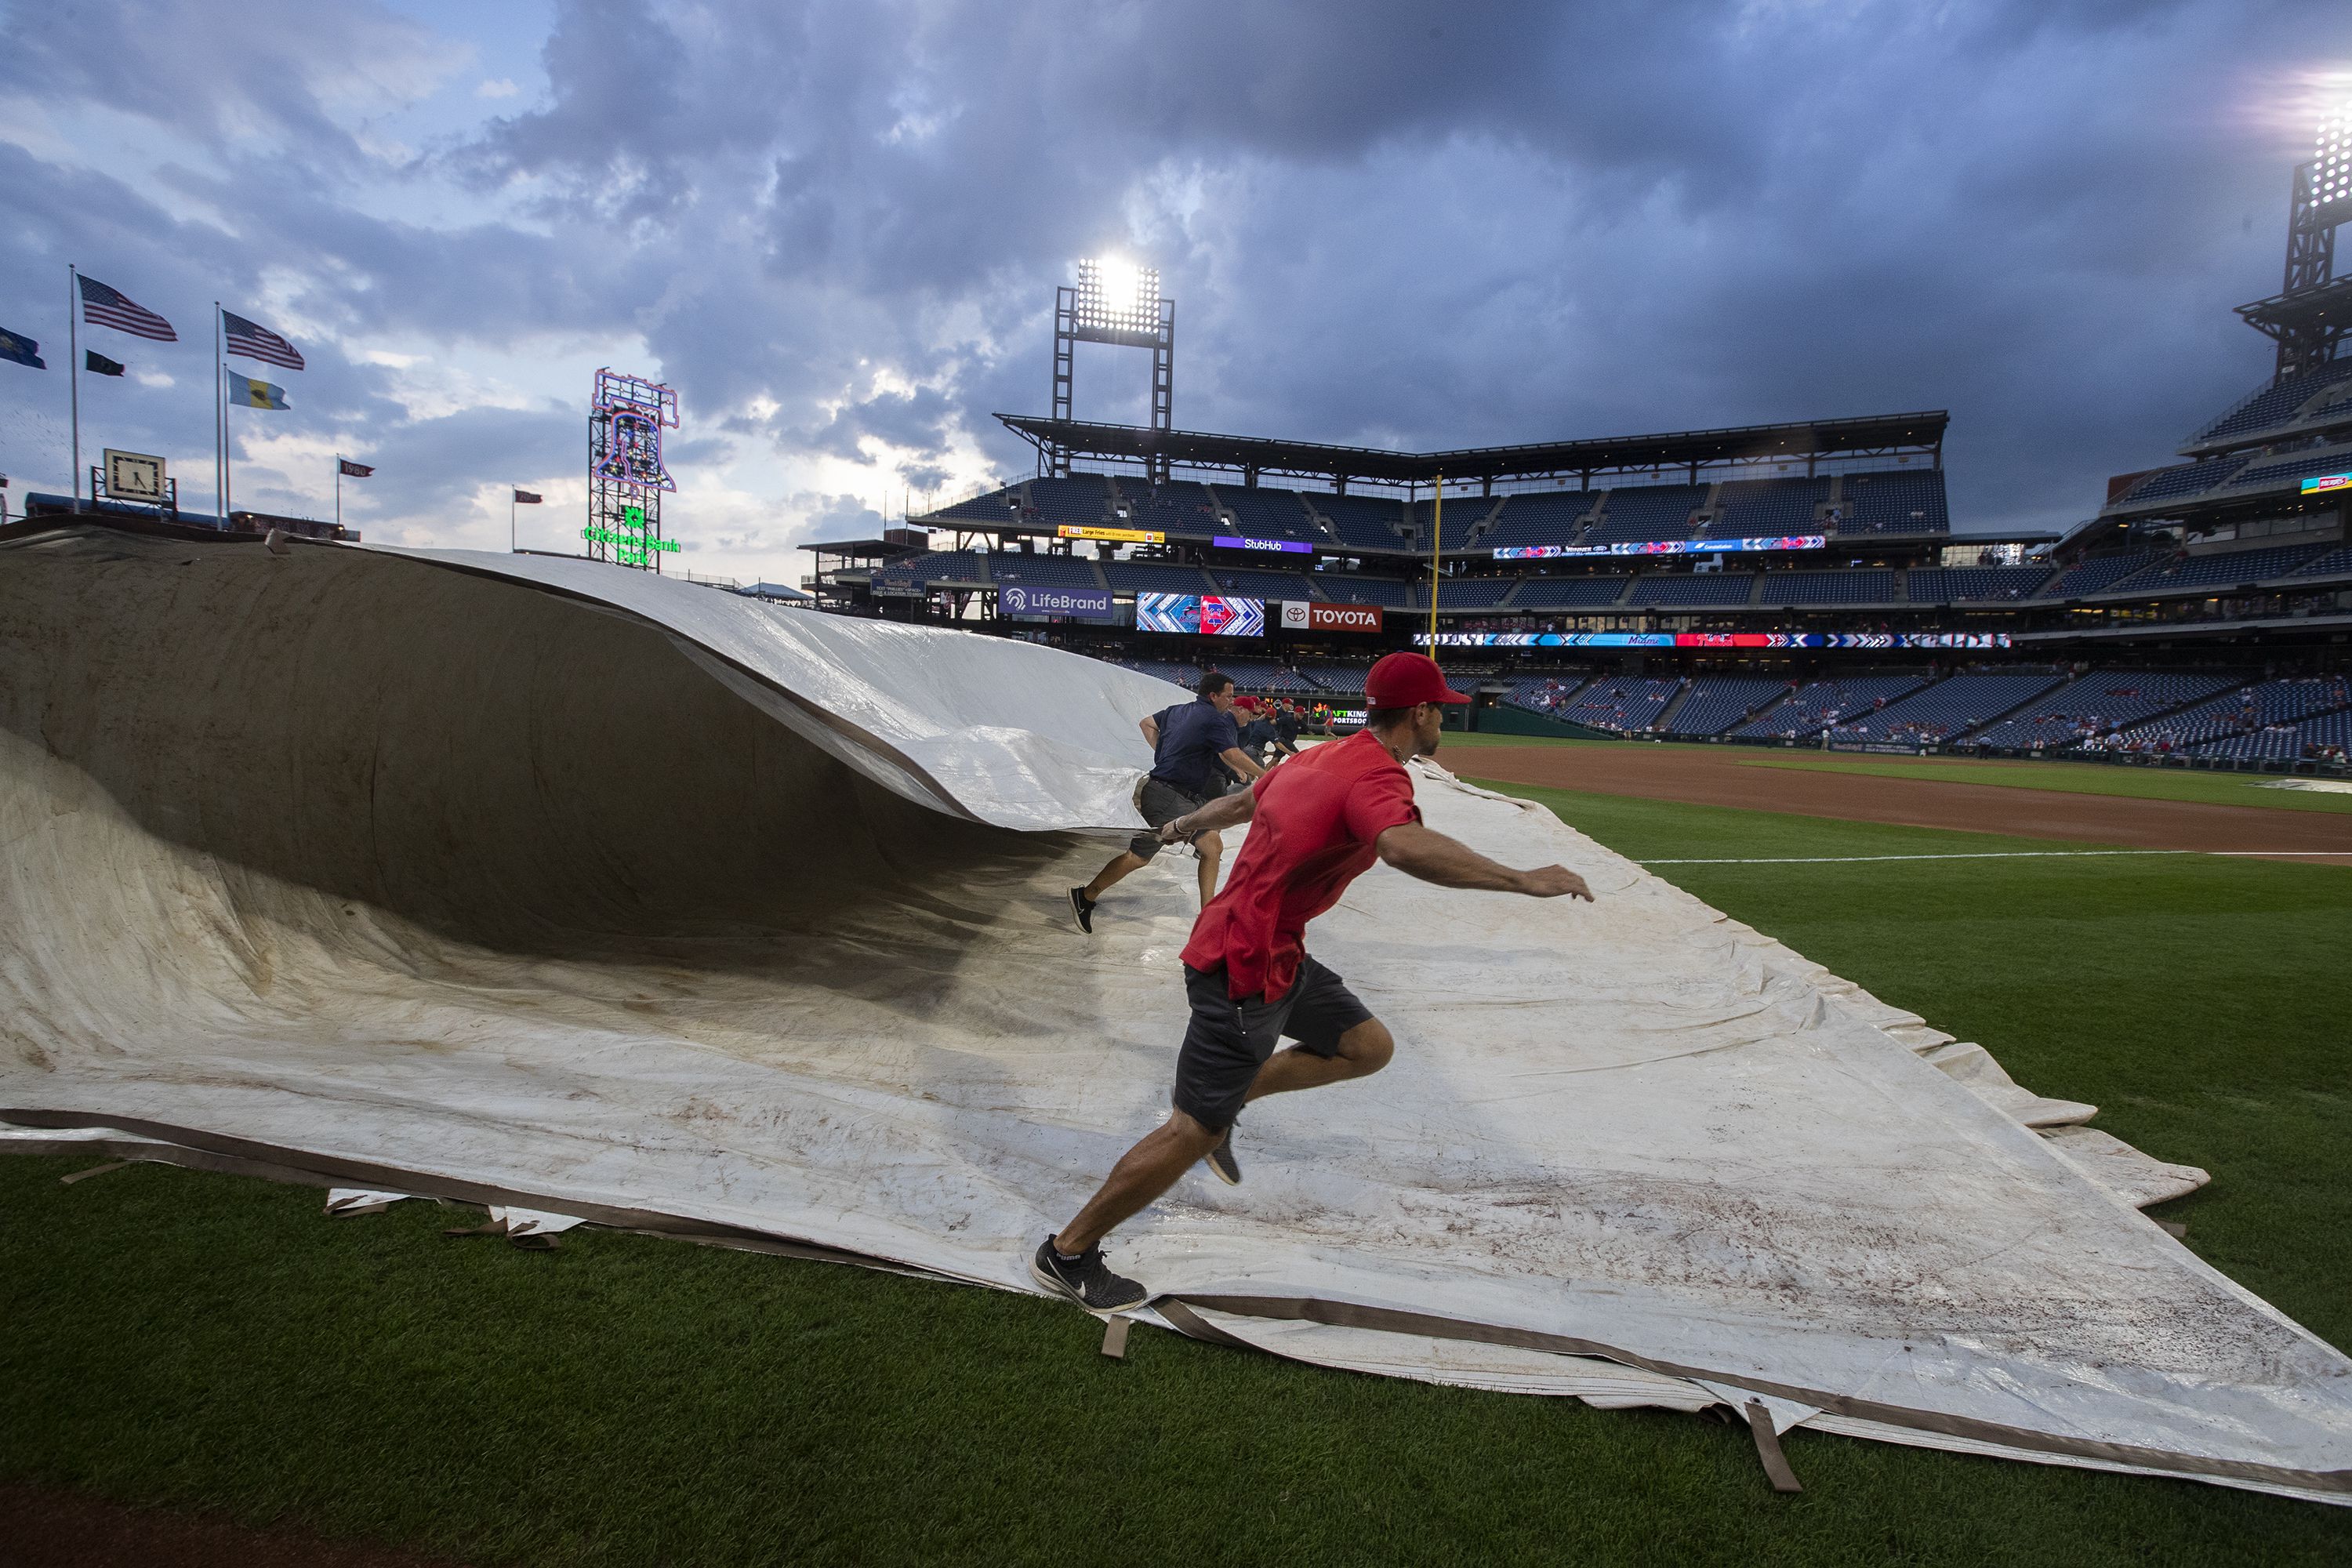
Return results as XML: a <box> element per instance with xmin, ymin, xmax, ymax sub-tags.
<box><xmin>802</xmin><ymin>136</ymin><xmax>2352</xmax><ymax>771</ymax></box>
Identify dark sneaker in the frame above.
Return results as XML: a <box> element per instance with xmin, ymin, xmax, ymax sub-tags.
<box><xmin>1031</xmin><ymin>1237</ymin><xmax>1148</xmax><ymax>1312</ymax></box>
<box><xmin>1204</xmin><ymin>1129</ymin><xmax>1241</xmax><ymax>1186</ymax></box>
<box><xmin>1068</xmin><ymin>887</ymin><xmax>1096</xmax><ymax>934</ymax></box>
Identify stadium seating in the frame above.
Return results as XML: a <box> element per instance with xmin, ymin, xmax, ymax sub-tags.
<box><xmin>1826</xmin><ymin>672</ymin><xmax>2067</xmax><ymax>745</ymax></box>
<box><xmin>1298</xmin><ymin>662</ymin><xmax>1373</xmax><ymax>695</ymax></box>
<box><xmin>1659</xmin><ymin>676</ymin><xmax>1791</xmax><ymax>736</ymax></box>
<box><xmin>1211</xmin><ymin>568</ymin><xmax>1316</xmax><ymax>600</ymax></box>
<box><xmin>1836</xmin><ymin>470</ymin><xmax>1948</xmax><ymax>534</ymax></box>
<box><xmin>1551</xmin><ymin>677</ymin><xmax>1684</xmax><ymax>732</ymax></box>
<box><xmin>1964</xmin><ymin>669</ymin><xmax>2240</xmax><ymax>750</ymax></box>
<box><xmin>1480</xmin><ymin>492</ymin><xmax>1597</xmax><ymax>551</ymax></box>
<box><xmin>1134</xmin><ymin>482</ymin><xmax>1225</xmax><ymax>537</ymax></box>
<box><xmin>2190</xmin><ymin>708</ymin><xmax>2352</xmax><ymax>761</ymax></box>
<box><xmin>1428</xmin><ymin>576</ymin><xmax>1519</xmax><ymax>610</ymax></box>
<box><xmin>1511</xmin><ymin>575</ymin><xmax>1632</xmax><ymax>608</ymax></box>
<box><xmin>1311</xmin><ymin>573</ymin><xmax>1416</xmax><ymax>608</ymax></box>
<box><xmin>1415</xmin><ymin>494</ymin><xmax>1500</xmax><ymax>546</ymax></box>
<box><xmin>887</xmin><ymin>550</ymin><xmax>993</xmax><ymax>583</ymax></box>
<box><xmin>1102</xmin><ymin>559</ymin><xmax>1216</xmax><ymax>594</ymax></box>
<box><xmin>1211</xmin><ymin>485</ymin><xmax>1325</xmax><ymax>546</ymax></box>
<box><xmin>1028</xmin><ymin>476</ymin><xmax>1115</xmax><ymax>524</ymax></box>
<box><xmin>988</xmin><ymin>552</ymin><xmax>1102</xmax><ymax>587</ymax></box>
<box><xmin>1906</xmin><ymin>566</ymin><xmax>2053</xmax><ymax>603</ymax></box>
<box><xmin>1500</xmin><ymin>674</ymin><xmax>1594</xmax><ymax>718</ymax></box>
<box><xmin>1581</xmin><ymin>485</ymin><xmax>1707</xmax><ymax>546</ymax></box>
<box><xmin>1732</xmin><ymin>675</ymin><xmax>1930</xmax><ymax>739</ymax></box>
<box><xmin>935</xmin><ymin>488</ymin><xmax>1022</xmax><ymax>523</ymax></box>
<box><xmin>1705</xmin><ymin>477</ymin><xmax>1828</xmax><ymax>539</ymax></box>
<box><xmin>2106</xmin><ymin>542</ymin><xmax>2334</xmax><ymax>595</ymax></box>
<box><xmin>1757</xmin><ymin>569</ymin><xmax>1897</xmax><ymax>604</ymax></box>
<box><xmin>2040</xmin><ymin>551</ymin><xmax>2156</xmax><ymax>597</ymax></box>
<box><xmin>2096</xmin><ymin>675</ymin><xmax>2352</xmax><ymax>754</ymax></box>
<box><xmin>1309</xmin><ymin>492</ymin><xmax>1412</xmax><ymax>551</ymax></box>
<box><xmin>2112</xmin><ymin>457</ymin><xmax>2249</xmax><ymax>506</ymax></box>
<box><xmin>1109</xmin><ymin>658</ymin><xmax>1206</xmax><ymax>689</ymax></box>
<box><xmin>1628</xmin><ymin>573</ymin><xmax>1757</xmax><ymax>607</ymax></box>
<box><xmin>2294</xmin><ymin>545</ymin><xmax>2352</xmax><ymax>578</ymax></box>
<box><xmin>1203</xmin><ymin>659</ymin><xmax>1318</xmax><ymax>693</ymax></box>
<box><xmin>2189</xmin><ymin>358</ymin><xmax>2352</xmax><ymax>446</ymax></box>
<box><xmin>2220</xmin><ymin>445</ymin><xmax>2352</xmax><ymax>494</ymax></box>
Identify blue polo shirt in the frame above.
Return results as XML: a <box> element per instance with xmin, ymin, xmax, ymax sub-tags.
<box><xmin>1149</xmin><ymin>699</ymin><xmax>1242</xmax><ymax>798</ymax></box>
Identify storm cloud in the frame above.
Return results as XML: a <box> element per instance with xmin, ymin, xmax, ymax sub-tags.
<box><xmin>2</xmin><ymin>0</ymin><xmax>2346</xmax><ymax>579</ymax></box>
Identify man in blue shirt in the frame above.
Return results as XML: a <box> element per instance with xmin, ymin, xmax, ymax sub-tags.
<box><xmin>1070</xmin><ymin>671</ymin><xmax>1264</xmax><ymax>931</ymax></box>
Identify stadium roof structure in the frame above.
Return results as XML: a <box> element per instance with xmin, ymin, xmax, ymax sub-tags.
<box><xmin>996</xmin><ymin>411</ymin><xmax>1947</xmax><ymax>489</ymax></box>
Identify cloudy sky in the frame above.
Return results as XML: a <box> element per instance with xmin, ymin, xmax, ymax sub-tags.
<box><xmin>2</xmin><ymin>1</ymin><xmax>2347</xmax><ymax>579</ymax></box>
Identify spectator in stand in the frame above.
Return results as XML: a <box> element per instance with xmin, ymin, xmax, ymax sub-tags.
<box><xmin>1069</xmin><ymin>672</ymin><xmax>1265</xmax><ymax>931</ymax></box>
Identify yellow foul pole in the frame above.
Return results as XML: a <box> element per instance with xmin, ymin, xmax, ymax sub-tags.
<box><xmin>1427</xmin><ymin>474</ymin><xmax>1443</xmax><ymax>661</ymax></box>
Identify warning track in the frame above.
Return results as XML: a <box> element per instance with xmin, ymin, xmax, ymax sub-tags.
<box><xmin>1457</xmin><ymin>744</ymin><xmax>2352</xmax><ymax>863</ymax></box>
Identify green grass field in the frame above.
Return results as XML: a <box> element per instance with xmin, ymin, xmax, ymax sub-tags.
<box><xmin>5</xmin><ymin>791</ymin><xmax>2349</xmax><ymax>1565</ymax></box>
<box><xmin>1732</xmin><ymin>751</ymin><xmax>2352</xmax><ymax>814</ymax></box>
<box><xmin>1440</xmin><ymin>728</ymin><xmax>2352</xmax><ymax>813</ymax></box>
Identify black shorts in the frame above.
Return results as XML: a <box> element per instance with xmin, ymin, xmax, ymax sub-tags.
<box><xmin>1129</xmin><ymin>778</ymin><xmax>1207</xmax><ymax>861</ymax></box>
<box><xmin>1172</xmin><ymin>956</ymin><xmax>1377</xmax><ymax>1133</ymax></box>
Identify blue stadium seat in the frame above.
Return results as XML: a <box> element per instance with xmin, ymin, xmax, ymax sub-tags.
<box><xmin>1581</xmin><ymin>485</ymin><xmax>1706</xmax><ymax>546</ymax></box>
<box><xmin>1966</xmin><ymin>670</ymin><xmax>2245</xmax><ymax>750</ymax></box>
<box><xmin>1733</xmin><ymin>675</ymin><xmax>1930</xmax><ymax>739</ymax></box>
<box><xmin>1628</xmin><ymin>573</ymin><xmax>1755</xmax><ymax>607</ymax></box>
<box><xmin>1828</xmin><ymin>672</ymin><xmax>2069</xmax><ymax>745</ymax></box>
<box><xmin>1835</xmin><ymin>470</ymin><xmax>1947</xmax><ymax>535</ymax></box>
<box><xmin>1704</xmin><ymin>477</ymin><xmax>1828</xmax><ymax>540</ymax></box>
<box><xmin>1907</xmin><ymin>566</ymin><xmax>2053</xmax><ymax>603</ymax></box>
<box><xmin>1510</xmin><ymin>575</ymin><xmax>1630</xmax><ymax>608</ymax></box>
<box><xmin>2041</xmin><ymin>552</ymin><xmax>2156</xmax><ymax>597</ymax></box>
<box><xmin>1102</xmin><ymin>559</ymin><xmax>1216</xmax><ymax>594</ymax></box>
<box><xmin>1757</xmin><ymin>569</ymin><xmax>1896</xmax><ymax>604</ymax></box>
<box><xmin>988</xmin><ymin>552</ymin><xmax>1102</xmax><ymax>588</ymax></box>
<box><xmin>1479</xmin><ymin>492</ymin><xmax>1596</xmax><ymax>551</ymax></box>
<box><xmin>1661</xmin><ymin>676</ymin><xmax>1790</xmax><ymax>735</ymax></box>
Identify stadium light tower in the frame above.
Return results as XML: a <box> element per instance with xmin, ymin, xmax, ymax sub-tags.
<box><xmin>1049</xmin><ymin>257</ymin><xmax>1175</xmax><ymax>480</ymax></box>
<box><xmin>2238</xmin><ymin>107</ymin><xmax>2352</xmax><ymax>379</ymax></box>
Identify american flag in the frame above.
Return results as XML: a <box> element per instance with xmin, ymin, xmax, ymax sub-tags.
<box><xmin>77</xmin><ymin>275</ymin><xmax>176</xmax><ymax>342</ymax></box>
<box><xmin>223</xmin><ymin>309</ymin><xmax>305</xmax><ymax>371</ymax></box>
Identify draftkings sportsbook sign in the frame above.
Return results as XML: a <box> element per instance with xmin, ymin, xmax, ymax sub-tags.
<box><xmin>1280</xmin><ymin>601</ymin><xmax>1384</xmax><ymax>633</ymax></box>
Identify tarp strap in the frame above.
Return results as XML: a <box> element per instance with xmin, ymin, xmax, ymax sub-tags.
<box><xmin>1745</xmin><ymin>1401</ymin><xmax>1804</xmax><ymax>1494</ymax></box>
<box><xmin>1101</xmin><ymin>1317</ymin><xmax>1132</xmax><ymax>1359</ymax></box>
<box><xmin>59</xmin><ymin>1160</ymin><xmax>132</xmax><ymax>1185</ymax></box>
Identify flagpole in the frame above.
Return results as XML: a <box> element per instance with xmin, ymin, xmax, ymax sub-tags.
<box><xmin>510</xmin><ymin>488</ymin><xmax>516</xmax><ymax>553</ymax></box>
<box><xmin>68</xmin><ymin>265</ymin><xmax>80</xmax><ymax>510</ymax></box>
<box><xmin>336</xmin><ymin>455</ymin><xmax>342</xmax><ymax>532</ymax></box>
<box><xmin>213</xmin><ymin>304</ymin><xmax>224</xmax><ymax>527</ymax></box>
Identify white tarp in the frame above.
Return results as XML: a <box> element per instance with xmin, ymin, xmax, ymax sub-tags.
<box><xmin>2</xmin><ymin>525</ymin><xmax>2347</xmax><ymax>1504</ymax></box>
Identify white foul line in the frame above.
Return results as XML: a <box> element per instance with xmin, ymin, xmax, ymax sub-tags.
<box><xmin>1639</xmin><ymin>850</ymin><xmax>2352</xmax><ymax>865</ymax></box>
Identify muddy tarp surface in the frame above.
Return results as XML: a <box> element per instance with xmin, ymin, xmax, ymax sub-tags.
<box><xmin>2</xmin><ymin>525</ymin><xmax>2347</xmax><ymax>1504</ymax></box>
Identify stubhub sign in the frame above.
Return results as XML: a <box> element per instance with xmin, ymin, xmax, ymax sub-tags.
<box><xmin>1280</xmin><ymin>601</ymin><xmax>1384</xmax><ymax>633</ymax></box>
<box><xmin>997</xmin><ymin>584</ymin><xmax>1116</xmax><ymax>621</ymax></box>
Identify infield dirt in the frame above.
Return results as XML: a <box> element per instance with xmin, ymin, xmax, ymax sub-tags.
<box><xmin>1457</xmin><ymin>744</ymin><xmax>2352</xmax><ymax>862</ymax></box>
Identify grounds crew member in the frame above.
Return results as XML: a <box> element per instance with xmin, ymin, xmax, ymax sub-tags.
<box><xmin>1035</xmin><ymin>651</ymin><xmax>1594</xmax><ymax>1311</ymax></box>
<box><xmin>1069</xmin><ymin>671</ymin><xmax>1264</xmax><ymax>931</ymax></box>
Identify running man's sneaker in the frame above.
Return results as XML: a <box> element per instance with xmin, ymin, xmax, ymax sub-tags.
<box><xmin>1031</xmin><ymin>1237</ymin><xmax>1148</xmax><ymax>1312</ymax></box>
<box><xmin>1067</xmin><ymin>887</ymin><xmax>1097</xmax><ymax>934</ymax></box>
<box><xmin>1204</xmin><ymin>1129</ymin><xmax>1241</xmax><ymax>1186</ymax></box>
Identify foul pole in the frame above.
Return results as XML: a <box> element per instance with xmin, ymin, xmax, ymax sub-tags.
<box><xmin>1427</xmin><ymin>474</ymin><xmax>1443</xmax><ymax>659</ymax></box>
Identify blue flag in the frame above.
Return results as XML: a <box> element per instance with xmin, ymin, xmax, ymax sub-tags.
<box><xmin>0</xmin><ymin>328</ymin><xmax>43</xmax><ymax>369</ymax></box>
<box><xmin>230</xmin><ymin>372</ymin><xmax>289</xmax><ymax>410</ymax></box>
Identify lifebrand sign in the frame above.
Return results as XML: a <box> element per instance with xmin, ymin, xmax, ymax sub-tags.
<box><xmin>1280</xmin><ymin>601</ymin><xmax>1384</xmax><ymax>633</ymax></box>
<box><xmin>998</xmin><ymin>584</ymin><xmax>1117</xmax><ymax>622</ymax></box>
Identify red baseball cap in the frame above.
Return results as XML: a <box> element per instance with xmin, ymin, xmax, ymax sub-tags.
<box><xmin>1365</xmin><ymin>651</ymin><xmax>1470</xmax><ymax>707</ymax></box>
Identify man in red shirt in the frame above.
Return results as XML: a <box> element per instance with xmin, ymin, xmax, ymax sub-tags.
<box><xmin>1033</xmin><ymin>651</ymin><xmax>1595</xmax><ymax>1311</ymax></box>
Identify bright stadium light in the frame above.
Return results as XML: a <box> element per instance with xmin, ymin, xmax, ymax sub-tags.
<box><xmin>1074</xmin><ymin>256</ymin><xmax>1160</xmax><ymax>334</ymax></box>
<box><xmin>2321</xmin><ymin>110</ymin><xmax>2351</xmax><ymax>204</ymax></box>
